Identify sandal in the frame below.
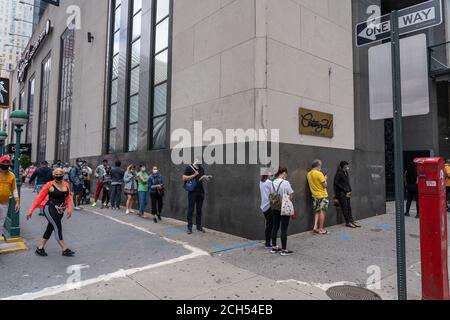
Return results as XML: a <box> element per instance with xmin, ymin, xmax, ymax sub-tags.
<box><xmin>346</xmin><ymin>223</ymin><xmax>357</xmax><ymax>229</ymax></box>
<box><xmin>313</xmin><ymin>229</ymin><xmax>320</xmax><ymax>235</ymax></box>
<box><xmin>319</xmin><ymin>230</ymin><xmax>330</xmax><ymax>235</ymax></box>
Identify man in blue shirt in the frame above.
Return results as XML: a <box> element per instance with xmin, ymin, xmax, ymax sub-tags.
<box><xmin>183</xmin><ymin>160</ymin><xmax>206</xmax><ymax>234</ymax></box>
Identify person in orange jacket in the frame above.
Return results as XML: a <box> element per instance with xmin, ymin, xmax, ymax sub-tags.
<box><xmin>27</xmin><ymin>168</ymin><xmax>75</xmax><ymax>257</ymax></box>
<box><xmin>0</xmin><ymin>156</ymin><xmax>20</xmax><ymax>241</ymax></box>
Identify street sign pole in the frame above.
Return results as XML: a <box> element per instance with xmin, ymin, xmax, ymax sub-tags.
<box><xmin>390</xmin><ymin>10</ymin><xmax>407</xmax><ymax>301</ymax></box>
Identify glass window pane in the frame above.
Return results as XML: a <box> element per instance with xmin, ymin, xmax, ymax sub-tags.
<box><xmin>111</xmin><ymin>78</ymin><xmax>118</xmax><ymax>104</ymax></box>
<box><xmin>154</xmin><ymin>18</ymin><xmax>169</xmax><ymax>53</ymax></box>
<box><xmin>129</xmin><ymin>95</ymin><xmax>139</xmax><ymax>123</ymax></box>
<box><xmin>113</xmin><ymin>31</ymin><xmax>120</xmax><ymax>55</ymax></box>
<box><xmin>114</xmin><ymin>6</ymin><xmax>121</xmax><ymax>31</ymax></box>
<box><xmin>152</xmin><ymin>116</ymin><xmax>167</xmax><ymax>149</ymax></box>
<box><xmin>153</xmin><ymin>83</ymin><xmax>167</xmax><ymax>117</ymax></box>
<box><xmin>132</xmin><ymin>11</ymin><xmax>141</xmax><ymax>40</ymax></box>
<box><xmin>112</xmin><ymin>54</ymin><xmax>120</xmax><ymax>79</ymax></box>
<box><xmin>154</xmin><ymin>50</ymin><xmax>167</xmax><ymax>85</ymax></box>
<box><xmin>156</xmin><ymin>0</ymin><xmax>170</xmax><ymax>22</ymax></box>
<box><xmin>109</xmin><ymin>129</ymin><xmax>117</xmax><ymax>153</ymax></box>
<box><xmin>110</xmin><ymin>103</ymin><xmax>117</xmax><ymax>128</ymax></box>
<box><xmin>130</xmin><ymin>66</ymin><xmax>140</xmax><ymax>96</ymax></box>
<box><xmin>128</xmin><ymin>124</ymin><xmax>138</xmax><ymax>152</ymax></box>
<box><xmin>133</xmin><ymin>0</ymin><xmax>142</xmax><ymax>14</ymax></box>
<box><xmin>130</xmin><ymin>39</ymin><xmax>140</xmax><ymax>68</ymax></box>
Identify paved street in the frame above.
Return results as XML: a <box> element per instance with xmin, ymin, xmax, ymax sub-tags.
<box><xmin>1</xmin><ymin>188</ymin><xmax>449</xmax><ymax>300</ymax></box>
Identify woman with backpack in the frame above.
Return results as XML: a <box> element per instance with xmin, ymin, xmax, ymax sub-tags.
<box><xmin>269</xmin><ymin>167</ymin><xmax>295</xmax><ymax>256</ymax></box>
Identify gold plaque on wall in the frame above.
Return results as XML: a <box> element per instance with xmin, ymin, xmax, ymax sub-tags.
<box><xmin>299</xmin><ymin>108</ymin><xmax>334</xmax><ymax>138</ymax></box>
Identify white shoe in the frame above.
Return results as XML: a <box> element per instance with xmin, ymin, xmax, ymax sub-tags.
<box><xmin>126</xmin><ymin>209</ymin><xmax>130</xmax><ymax>215</ymax></box>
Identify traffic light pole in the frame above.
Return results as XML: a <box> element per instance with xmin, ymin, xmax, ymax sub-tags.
<box><xmin>391</xmin><ymin>10</ymin><xmax>407</xmax><ymax>301</ymax></box>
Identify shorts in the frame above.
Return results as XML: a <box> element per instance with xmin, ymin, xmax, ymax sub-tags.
<box><xmin>312</xmin><ymin>197</ymin><xmax>329</xmax><ymax>213</ymax></box>
<box><xmin>73</xmin><ymin>184</ymin><xmax>84</xmax><ymax>193</ymax></box>
<box><xmin>124</xmin><ymin>189</ymin><xmax>137</xmax><ymax>196</ymax></box>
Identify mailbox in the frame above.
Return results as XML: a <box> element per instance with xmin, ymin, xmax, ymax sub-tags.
<box><xmin>414</xmin><ymin>157</ymin><xmax>449</xmax><ymax>300</ymax></box>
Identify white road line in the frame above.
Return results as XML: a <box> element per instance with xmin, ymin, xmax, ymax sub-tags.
<box><xmin>2</xmin><ymin>209</ymin><xmax>209</xmax><ymax>301</ymax></box>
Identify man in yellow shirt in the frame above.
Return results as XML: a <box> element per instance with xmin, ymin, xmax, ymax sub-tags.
<box><xmin>0</xmin><ymin>156</ymin><xmax>20</xmax><ymax>240</ymax></box>
<box><xmin>307</xmin><ymin>159</ymin><xmax>329</xmax><ymax>235</ymax></box>
<box><xmin>445</xmin><ymin>159</ymin><xmax>450</xmax><ymax>212</ymax></box>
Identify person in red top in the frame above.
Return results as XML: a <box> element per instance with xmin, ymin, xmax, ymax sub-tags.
<box><xmin>27</xmin><ymin>168</ymin><xmax>75</xmax><ymax>257</ymax></box>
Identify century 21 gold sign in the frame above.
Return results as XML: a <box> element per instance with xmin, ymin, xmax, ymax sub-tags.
<box><xmin>299</xmin><ymin>108</ymin><xmax>334</xmax><ymax>138</ymax></box>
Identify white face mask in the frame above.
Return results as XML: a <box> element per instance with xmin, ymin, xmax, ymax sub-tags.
<box><xmin>141</xmin><ymin>167</ymin><xmax>146</xmax><ymax>172</ymax></box>
<box><xmin>153</xmin><ymin>170</ymin><xmax>158</xmax><ymax>174</ymax></box>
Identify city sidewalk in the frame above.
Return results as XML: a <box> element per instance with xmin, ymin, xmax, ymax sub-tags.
<box><xmin>1</xmin><ymin>188</ymin><xmax>449</xmax><ymax>300</ymax></box>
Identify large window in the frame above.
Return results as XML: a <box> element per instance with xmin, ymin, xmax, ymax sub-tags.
<box><xmin>108</xmin><ymin>0</ymin><xmax>122</xmax><ymax>154</ymax></box>
<box><xmin>38</xmin><ymin>54</ymin><xmax>51</xmax><ymax>162</ymax></box>
<box><xmin>150</xmin><ymin>0</ymin><xmax>170</xmax><ymax>149</ymax></box>
<box><xmin>126</xmin><ymin>0</ymin><xmax>142</xmax><ymax>152</ymax></box>
<box><xmin>26</xmin><ymin>76</ymin><xmax>35</xmax><ymax>144</ymax></box>
<box><xmin>56</xmin><ymin>26</ymin><xmax>75</xmax><ymax>162</ymax></box>
<box><xmin>106</xmin><ymin>0</ymin><xmax>172</xmax><ymax>154</ymax></box>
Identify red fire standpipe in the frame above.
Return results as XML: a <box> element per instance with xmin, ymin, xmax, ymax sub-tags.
<box><xmin>415</xmin><ymin>158</ymin><xmax>449</xmax><ymax>300</ymax></box>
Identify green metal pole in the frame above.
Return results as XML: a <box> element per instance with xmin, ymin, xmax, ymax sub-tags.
<box><xmin>0</xmin><ymin>141</ymin><xmax>3</xmax><ymax>156</ymax></box>
<box><xmin>14</xmin><ymin>125</ymin><xmax>23</xmax><ymax>196</ymax></box>
<box><xmin>391</xmin><ymin>10</ymin><xmax>407</xmax><ymax>301</ymax></box>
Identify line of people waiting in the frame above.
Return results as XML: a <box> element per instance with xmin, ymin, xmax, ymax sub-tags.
<box><xmin>260</xmin><ymin>160</ymin><xmax>360</xmax><ymax>257</ymax></box>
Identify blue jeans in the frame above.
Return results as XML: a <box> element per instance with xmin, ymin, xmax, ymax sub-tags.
<box><xmin>138</xmin><ymin>191</ymin><xmax>148</xmax><ymax>213</ymax></box>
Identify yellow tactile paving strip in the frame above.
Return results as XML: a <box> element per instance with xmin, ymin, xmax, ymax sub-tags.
<box><xmin>0</xmin><ymin>238</ymin><xmax>27</xmax><ymax>255</ymax></box>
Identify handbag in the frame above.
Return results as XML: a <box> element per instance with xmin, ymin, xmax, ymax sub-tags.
<box><xmin>184</xmin><ymin>166</ymin><xmax>199</xmax><ymax>192</ymax></box>
<box><xmin>281</xmin><ymin>193</ymin><xmax>295</xmax><ymax>217</ymax></box>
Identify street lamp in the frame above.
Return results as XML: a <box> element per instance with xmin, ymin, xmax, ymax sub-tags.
<box><xmin>4</xmin><ymin>110</ymin><xmax>29</xmax><ymax>239</ymax></box>
<box><xmin>0</xmin><ymin>131</ymin><xmax>7</xmax><ymax>156</ymax></box>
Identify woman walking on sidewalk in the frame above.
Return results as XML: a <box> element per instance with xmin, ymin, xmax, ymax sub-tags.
<box><xmin>137</xmin><ymin>165</ymin><xmax>149</xmax><ymax>217</ymax></box>
<box><xmin>124</xmin><ymin>164</ymin><xmax>138</xmax><ymax>214</ymax></box>
<box><xmin>149</xmin><ymin>165</ymin><xmax>164</xmax><ymax>223</ymax></box>
<box><xmin>27</xmin><ymin>168</ymin><xmax>75</xmax><ymax>257</ymax></box>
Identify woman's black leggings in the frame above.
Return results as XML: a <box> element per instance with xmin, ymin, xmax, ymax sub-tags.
<box><xmin>43</xmin><ymin>205</ymin><xmax>64</xmax><ymax>241</ymax></box>
<box><xmin>150</xmin><ymin>193</ymin><xmax>163</xmax><ymax>215</ymax></box>
<box><xmin>271</xmin><ymin>210</ymin><xmax>290</xmax><ymax>250</ymax></box>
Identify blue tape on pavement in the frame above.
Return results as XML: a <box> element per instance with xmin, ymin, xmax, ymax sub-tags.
<box><xmin>212</xmin><ymin>241</ymin><xmax>260</xmax><ymax>253</ymax></box>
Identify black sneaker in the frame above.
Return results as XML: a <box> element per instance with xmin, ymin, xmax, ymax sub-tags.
<box><xmin>157</xmin><ymin>215</ymin><xmax>162</xmax><ymax>221</ymax></box>
<box><xmin>187</xmin><ymin>228</ymin><xmax>193</xmax><ymax>235</ymax></box>
<box><xmin>35</xmin><ymin>248</ymin><xmax>48</xmax><ymax>257</ymax></box>
<box><xmin>153</xmin><ymin>217</ymin><xmax>158</xmax><ymax>223</ymax></box>
<box><xmin>270</xmin><ymin>247</ymin><xmax>282</xmax><ymax>254</ymax></box>
<box><xmin>197</xmin><ymin>227</ymin><xmax>206</xmax><ymax>233</ymax></box>
<box><xmin>62</xmin><ymin>249</ymin><xmax>76</xmax><ymax>257</ymax></box>
<box><xmin>280</xmin><ymin>250</ymin><xmax>294</xmax><ymax>256</ymax></box>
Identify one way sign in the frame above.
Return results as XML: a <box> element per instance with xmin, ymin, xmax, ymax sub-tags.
<box><xmin>356</xmin><ymin>0</ymin><xmax>442</xmax><ymax>47</ymax></box>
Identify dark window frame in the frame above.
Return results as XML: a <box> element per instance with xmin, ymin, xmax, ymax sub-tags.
<box><xmin>148</xmin><ymin>0</ymin><xmax>172</xmax><ymax>151</ymax></box>
<box><xmin>26</xmin><ymin>74</ymin><xmax>36</xmax><ymax>144</ymax></box>
<box><xmin>106</xmin><ymin>0</ymin><xmax>123</xmax><ymax>154</ymax></box>
<box><xmin>55</xmin><ymin>24</ymin><xmax>75</xmax><ymax>163</ymax></box>
<box><xmin>37</xmin><ymin>52</ymin><xmax>52</xmax><ymax>163</ymax></box>
<box><xmin>125</xmin><ymin>0</ymin><xmax>142</xmax><ymax>152</ymax></box>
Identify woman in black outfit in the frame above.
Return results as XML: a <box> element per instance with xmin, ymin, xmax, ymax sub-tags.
<box><xmin>334</xmin><ymin>161</ymin><xmax>360</xmax><ymax>228</ymax></box>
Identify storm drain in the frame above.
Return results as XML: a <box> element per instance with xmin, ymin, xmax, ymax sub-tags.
<box><xmin>326</xmin><ymin>286</ymin><xmax>382</xmax><ymax>301</ymax></box>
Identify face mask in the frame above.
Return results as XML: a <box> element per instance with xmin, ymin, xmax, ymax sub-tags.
<box><xmin>54</xmin><ymin>176</ymin><xmax>64</xmax><ymax>182</ymax></box>
<box><xmin>153</xmin><ymin>170</ymin><xmax>158</xmax><ymax>174</ymax></box>
<box><xmin>141</xmin><ymin>167</ymin><xmax>146</xmax><ymax>172</ymax></box>
<box><xmin>1</xmin><ymin>165</ymin><xmax>9</xmax><ymax>171</ymax></box>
